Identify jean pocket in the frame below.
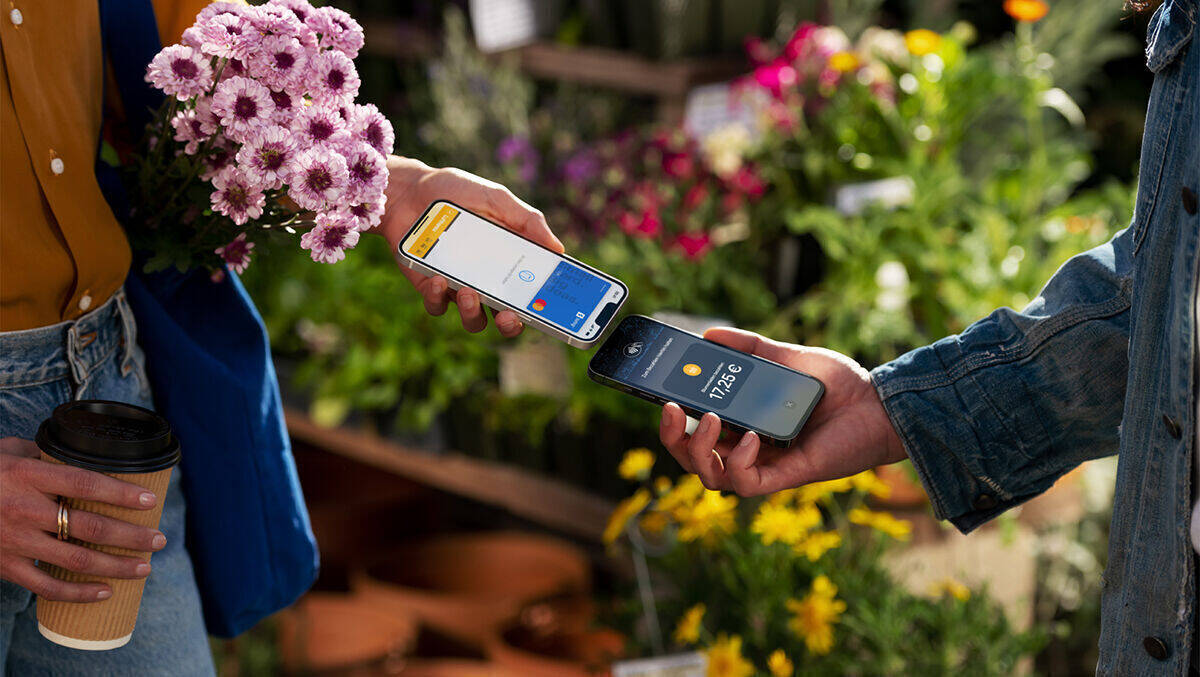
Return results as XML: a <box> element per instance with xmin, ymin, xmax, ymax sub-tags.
<box><xmin>0</xmin><ymin>380</ymin><xmax>72</xmax><ymax>440</ymax></box>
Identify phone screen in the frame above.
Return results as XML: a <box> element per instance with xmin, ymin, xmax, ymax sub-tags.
<box><xmin>589</xmin><ymin>316</ymin><xmax>824</xmax><ymax>440</ymax></box>
<box><xmin>400</xmin><ymin>202</ymin><xmax>626</xmax><ymax>341</ymax></box>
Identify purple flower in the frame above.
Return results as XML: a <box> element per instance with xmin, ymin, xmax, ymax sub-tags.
<box><xmin>181</xmin><ymin>26</ymin><xmax>204</xmax><ymax>48</ymax></box>
<box><xmin>288</xmin><ymin>147</ymin><xmax>348</xmax><ymax>211</ymax></box>
<box><xmin>193</xmin><ymin>98</ymin><xmax>221</xmax><ymax>135</ymax></box>
<box><xmin>236</xmin><ymin>125</ymin><xmax>296</xmax><ymax>189</ymax></box>
<box><xmin>305</xmin><ymin>6</ymin><xmax>365</xmax><ymax>58</ymax></box>
<box><xmin>199</xmin><ymin>12</ymin><xmax>250</xmax><ymax>60</ymax></box>
<box><xmin>346</xmin><ymin>103</ymin><xmax>394</xmax><ymax>156</ymax></box>
<box><xmin>563</xmin><ymin>149</ymin><xmax>599</xmax><ymax>186</ymax></box>
<box><xmin>200</xmin><ymin>138</ymin><xmax>235</xmax><ymax>181</ymax></box>
<box><xmin>497</xmin><ymin>135</ymin><xmax>538</xmax><ymax>183</ymax></box>
<box><xmin>291</xmin><ymin>104</ymin><xmax>349</xmax><ymax>149</ymax></box>
<box><xmin>246</xmin><ymin>4</ymin><xmax>306</xmax><ymax>38</ymax></box>
<box><xmin>170</xmin><ymin>109</ymin><xmax>208</xmax><ymax>154</ymax></box>
<box><xmin>268</xmin><ymin>89</ymin><xmax>297</xmax><ymax>126</ymax></box>
<box><xmin>211</xmin><ymin>76</ymin><xmax>274</xmax><ymax>143</ymax></box>
<box><xmin>252</xmin><ymin>34</ymin><xmax>308</xmax><ymax>90</ymax></box>
<box><xmin>269</xmin><ymin>0</ymin><xmax>315</xmax><ymax>24</ymax></box>
<box><xmin>300</xmin><ymin>212</ymin><xmax>360</xmax><ymax>263</ymax></box>
<box><xmin>340</xmin><ymin>141</ymin><xmax>388</xmax><ymax>203</ymax></box>
<box><xmin>215</xmin><ymin>233</ymin><xmax>255</xmax><ymax>274</ymax></box>
<box><xmin>210</xmin><ymin>167</ymin><xmax>266</xmax><ymax>225</ymax></box>
<box><xmin>197</xmin><ymin>2</ymin><xmax>246</xmax><ymax>23</ymax></box>
<box><xmin>340</xmin><ymin>200</ymin><xmax>386</xmax><ymax>232</ymax></box>
<box><xmin>307</xmin><ymin>50</ymin><xmax>360</xmax><ymax>104</ymax></box>
<box><xmin>145</xmin><ymin>45</ymin><xmax>213</xmax><ymax>101</ymax></box>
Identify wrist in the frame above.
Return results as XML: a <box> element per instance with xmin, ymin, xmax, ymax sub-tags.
<box><xmin>870</xmin><ymin>385</ymin><xmax>909</xmax><ymax>465</ymax></box>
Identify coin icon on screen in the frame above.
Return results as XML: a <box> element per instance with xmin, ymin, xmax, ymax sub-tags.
<box><xmin>682</xmin><ymin>363</ymin><xmax>702</xmax><ymax>376</ymax></box>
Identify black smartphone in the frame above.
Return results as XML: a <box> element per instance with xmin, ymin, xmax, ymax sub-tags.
<box><xmin>588</xmin><ymin>315</ymin><xmax>825</xmax><ymax>446</ymax></box>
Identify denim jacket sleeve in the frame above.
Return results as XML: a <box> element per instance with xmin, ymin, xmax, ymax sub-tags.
<box><xmin>870</xmin><ymin>229</ymin><xmax>1135</xmax><ymax>533</ymax></box>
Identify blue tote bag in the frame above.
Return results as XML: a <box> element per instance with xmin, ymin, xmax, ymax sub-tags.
<box><xmin>98</xmin><ymin>0</ymin><xmax>319</xmax><ymax>637</ymax></box>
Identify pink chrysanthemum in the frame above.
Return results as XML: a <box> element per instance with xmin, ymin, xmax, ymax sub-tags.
<box><xmin>252</xmin><ymin>34</ymin><xmax>308</xmax><ymax>90</ymax></box>
<box><xmin>210</xmin><ymin>167</ymin><xmax>266</xmax><ymax>225</ymax></box>
<box><xmin>340</xmin><ymin>200</ymin><xmax>386</xmax><ymax>232</ymax></box>
<box><xmin>340</xmin><ymin>141</ymin><xmax>388</xmax><ymax>203</ymax></box>
<box><xmin>211</xmin><ymin>76</ymin><xmax>275</xmax><ymax>143</ymax></box>
<box><xmin>268</xmin><ymin>89</ymin><xmax>298</xmax><ymax>126</ymax></box>
<box><xmin>170</xmin><ymin>109</ymin><xmax>209</xmax><ymax>154</ymax></box>
<box><xmin>200</xmin><ymin>138</ymin><xmax>236</xmax><ymax>181</ymax></box>
<box><xmin>215</xmin><ymin>233</ymin><xmax>255</xmax><ymax>274</ymax></box>
<box><xmin>199</xmin><ymin>12</ymin><xmax>250</xmax><ymax>60</ymax></box>
<box><xmin>145</xmin><ymin>45</ymin><xmax>213</xmax><ymax>101</ymax></box>
<box><xmin>307</xmin><ymin>50</ymin><xmax>360</xmax><ymax>104</ymax></box>
<box><xmin>193</xmin><ymin>98</ymin><xmax>221</xmax><ymax>135</ymax></box>
<box><xmin>197</xmin><ymin>2</ymin><xmax>245</xmax><ymax>23</ymax></box>
<box><xmin>181</xmin><ymin>26</ymin><xmax>204</xmax><ymax>48</ymax></box>
<box><xmin>288</xmin><ymin>147</ymin><xmax>349</xmax><ymax>211</ymax></box>
<box><xmin>291</xmin><ymin>105</ymin><xmax>349</xmax><ymax>149</ymax></box>
<box><xmin>245</xmin><ymin>4</ymin><xmax>305</xmax><ymax>38</ymax></box>
<box><xmin>301</xmin><ymin>212</ymin><xmax>361</xmax><ymax>263</ymax></box>
<box><xmin>269</xmin><ymin>0</ymin><xmax>315</xmax><ymax>24</ymax></box>
<box><xmin>346</xmin><ymin>103</ymin><xmax>394</xmax><ymax>156</ymax></box>
<box><xmin>305</xmin><ymin>6</ymin><xmax>365</xmax><ymax>58</ymax></box>
<box><xmin>236</xmin><ymin>125</ymin><xmax>297</xmax><ymax>189</ymax></box>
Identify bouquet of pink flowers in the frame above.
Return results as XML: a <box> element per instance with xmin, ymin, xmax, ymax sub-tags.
<box><xmin>128</xmin><ymin>0</ymin><xmax>393</xmax><ymax>274</ymax></box>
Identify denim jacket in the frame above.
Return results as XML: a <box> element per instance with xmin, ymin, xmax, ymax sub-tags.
<box><xmin>870</xmin><ymin>0</ymin><xmax>1198</xmax><ymax>673</ymax></box>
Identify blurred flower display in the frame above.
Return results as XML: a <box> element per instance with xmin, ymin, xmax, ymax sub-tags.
<box><xmin>606</xmin><ymin>453</ymin><xmax>1039</xmax><ymax>674</ymax></box>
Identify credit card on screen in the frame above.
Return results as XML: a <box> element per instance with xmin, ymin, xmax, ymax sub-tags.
<box><xmin>397</xmin><ymin>201</ymin><xmax>628</xmax><ymax>347</ymax></box>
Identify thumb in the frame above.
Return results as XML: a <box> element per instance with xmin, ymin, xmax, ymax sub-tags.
<box><xmin>484</xmin><ymin>185</ymin><xmax>564</xmax><ymax>254</ymax></box>
<box><xmin>703</xmin><ymin>327</ymin><xmax>797</xmax><ymax>365</ymax></box>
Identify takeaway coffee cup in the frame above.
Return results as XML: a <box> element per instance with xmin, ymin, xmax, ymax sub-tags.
<box><xmin>34</xmin><ymin>400</ymin><xmax>181</xmax><ymax>650</ymax></box>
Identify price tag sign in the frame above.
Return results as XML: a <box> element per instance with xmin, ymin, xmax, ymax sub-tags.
<box><xmin>613</xmin><ymin>652</ymin><xmax>707</xmax><ymax>677</ymax></box>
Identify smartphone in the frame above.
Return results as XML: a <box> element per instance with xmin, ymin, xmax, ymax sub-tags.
<box><xmin>588</xmin><ymin>315</ymin><xmax>825</xmax><ymax>445</ymax></box>
<box><xmin>397</xmin><ymin>201</ymin><xmax>628</xmax><ymax>348</ymax></box>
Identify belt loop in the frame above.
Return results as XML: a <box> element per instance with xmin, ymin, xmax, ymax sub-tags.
<box><xmin>114</xmin><ymin>288</ymin><xmax>138</xmax><ymax>374</ymax></box>
<box><xmin>65</xmin><ymin>323</ymin><xmax>88</xmax><ymax>399</ymax></box>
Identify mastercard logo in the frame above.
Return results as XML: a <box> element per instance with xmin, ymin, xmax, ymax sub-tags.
<box><xmin>682</xmin><ymin>363</ymin><xmax>702</xmax><ymax>376</ymax></box>
<box><xmin>531</xmin><ymin>299</ymin><xmax>547</xmax><ymax>311</ymax></box>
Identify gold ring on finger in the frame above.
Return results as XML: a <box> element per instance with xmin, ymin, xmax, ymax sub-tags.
<box><xmin>56</xmin><ymin>497</ymin><xmax>70</xmax><ymax>541</ymax></box>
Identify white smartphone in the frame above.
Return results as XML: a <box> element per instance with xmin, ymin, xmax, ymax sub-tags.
<box><xmin>396</xmin><ymin>200</ymin><xmax>629</xmax><ymax>348</ymax></box>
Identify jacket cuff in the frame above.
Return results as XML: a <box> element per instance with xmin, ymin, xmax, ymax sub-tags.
<box><xmin>870</xmin><ymin>341</ymin><xmax>1020</xmax><ymax>533</ymax></box>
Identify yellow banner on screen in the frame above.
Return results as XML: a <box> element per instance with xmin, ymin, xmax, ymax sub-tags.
<box><xmin>405</xmin><ymin>204</ymin><xmax>460</xmax><ymax>258</ymax></box>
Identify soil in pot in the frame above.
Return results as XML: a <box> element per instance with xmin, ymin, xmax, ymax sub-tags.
<box><xmin>485</xmin><ymin>623</ymin><xmax>625</xmax><ymax>677</ymax></box>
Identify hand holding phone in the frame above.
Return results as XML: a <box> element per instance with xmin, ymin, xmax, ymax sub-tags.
<box><xmin>655</xmin><ymin>327</ymin><xmax>908</xmax><ymax>496</ymax></box>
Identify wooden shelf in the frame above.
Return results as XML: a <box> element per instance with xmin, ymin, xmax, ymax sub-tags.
<box><xmin>286</xmin><ymin>408</ymin><xmax>615</xmax><ymax>542</ymax></box>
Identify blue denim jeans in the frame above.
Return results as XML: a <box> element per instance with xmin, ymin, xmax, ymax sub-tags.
<box><xmin>0</xmin><ymin>290</ymin><xmax>214</xmax><ymax>676</ymax></box>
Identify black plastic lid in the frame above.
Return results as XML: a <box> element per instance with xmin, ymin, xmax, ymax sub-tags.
<box><xmin>36</xmin><ymin>400</ymin><xmax>181</xmax><ymax>473</ymax></box>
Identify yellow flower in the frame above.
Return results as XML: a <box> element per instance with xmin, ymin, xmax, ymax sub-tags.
<box><xmin>639</xmin><ymin>510</ymin><xmax>670</xmax><ymax>535</ymax></box>
<box><xmin>751</xmin><ymin>503</ymin><xmax>820</xmax><ymax>546</ymax></box>
<box><xmin>1003</xmin><ymin>0</ymin><xmax>1048</xmax><ymax>22</ymax></box>
<box><xmin>929</xmin><ymin>577</ymin><xmax>971</xmax><ymax>602</ymax></box>
<box><xmin>705</xmin><ymin>634</ymin><xmax>754</xmax><ymax>677</ymax></box>
<box><xmin>618</xmin><ymin>448</ymin><xmax>656</xmax><ymax>481</ymax></box>
<box><xmin>673</xmin><ymin>603</ymin><xmax>706</xmax><ymax>645</ymax></box>
<box><xmin>767</xmin><ymin>649</ymin><xmax>794</xmax><ymax>677</ymax></box>
<box><xmin>797</xmin><ymin>477</ymin><xmax>854</xmax><ymax>504</ymax></box>
<box><xmin>849</xmin><ymin>470</ymin><xmax>891</xmax><ymax>499</ymax></box>
<box><xmin>794</xmin><ymin>530</ymin><xmax>842</xmax><ymax>561</ymax></box>
<box><xmin>676</xmin><ymin>490</ymin><xmax>739</xmax><ymax>544</ymax></box>
<box><xmin>654</xmin><ymin>476</ymin><xmax>673</xmax><ymax>495</ymax></box>
<box><xmin>766</xmin><ymin>488</ymin><xmax>801</xmax><ymax>506</ymax></box>
<box><xmin>828</xmin><ymin>51</ymin><xmax>860</xmax><ymax>73</ymax></box>
<box><xmin>848</xmin><ymin>507</ymin><xmax>912</xmax><ymax>541</ymax></box>
<box><xmin>658</xmin><ymin>475</ymin><xmax>705</xmax><ymax>515</ymax></box>
<box><xmin>603</xmin><ymin>489</ymin><xmax>650</xmax><ymax>544</ymax></box>
<box><xmin>786</xmin><ymin>576</ymin><xmax>847</xmax><ymax>655</ymax></box>
<box><xmin>904</xmin><ymin>29</ymin><xmax>942</xmax><ymax>56</ymax></box>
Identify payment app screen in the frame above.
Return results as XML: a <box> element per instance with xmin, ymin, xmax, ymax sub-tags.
<box><xmin>402</xmin><ymin>203</ymin><xmax>623</xmax><ymax>339</ymax></box>
<box><xmin>598</xmin><ymin>317</ymin><xmax>822</xmax><ymax>437</ymax></box>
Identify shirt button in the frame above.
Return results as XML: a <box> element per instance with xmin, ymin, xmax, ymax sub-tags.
<box><xmin>1162</xmin><ymin>414</ymin><xmax>1182</xmax><ymax>439</ymax></box>
<box><xmin>1183</xmin><ymin>186</ymin><xmax>1197</xmax><ymax>215</ymax></box>
<box><xmin>972</xmin><ymin>494</ymin><xmax>998</xmax><ymax>511</ymax></box>
<box><xmin>50</xmin><ymin>157</ymin><xmax>64</xmax><ymax>175</ymax></box>
<box><xmin>78</xmin><ymin>294</ymin><xmax>92</xmax><ymax>312</ymax></box>
<box><xmin>1142</xmin><ymin>636</ymin><xmax>1168</xmax><ymax>661</ymax></box>
<box><xmin>9</xmin><ymin>8</ymin><xmax>22</xmax><ymax>26</ymax></box>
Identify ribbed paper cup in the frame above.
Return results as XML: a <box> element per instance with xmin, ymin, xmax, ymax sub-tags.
<box><xmin>34</xmin><ymin>400</ymin><xmax>181</xmax><ymax>651</ymax></box>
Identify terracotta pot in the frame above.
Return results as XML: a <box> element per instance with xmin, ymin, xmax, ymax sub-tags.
<box><xmin>485</xmin><ymin>624</ymin><xmax>625</xmax><ymax>677</ymax></box>
<box><xmin>871</xmin><ymin>463</ymin><xmax>929</xmax><ymax>508</ymax></box>
<box><xmin>354</xmin><ymin>532</ymin><xmax>590</xmax><ymax>643</ymax></box>
<box><xmin>277</xmin><ymin>592</ymin><xmax>418</xmax><ymax>675</ymax></box>
<box><xmin>397</xmin><ymin>659</ymin><xmax>519</xmax><ymax>677</ymax></box>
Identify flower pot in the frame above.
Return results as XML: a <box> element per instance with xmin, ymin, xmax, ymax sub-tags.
<box><xmin>397</xmin><ymin>659</ymin><xmax>519</xmax><ymax>677</ymax></box>
<box><xmin>871</xmin><ymin>463</ymin><xmax>929</xmax><ymax>508</ymax></box>
<box><xmin>484</xmin><ymin>624</ymin><xmax>625</xmax><ymax>677</ymax></box>
<box><xmin>354</xmin><ymin>532</ymin><xmax>590</xmax><ymax>643</ymax></box>
<box><xmin>277</xmin><ymin>592</ymin><xmax>418</xmax><ymax>675</ymax></box>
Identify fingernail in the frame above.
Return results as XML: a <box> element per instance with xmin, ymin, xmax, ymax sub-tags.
<box><xmin>738</xmin><ymin>432</ymin><xmax>754</xmax><ymax>447</ymax></box>
<box><xmin>139</xmin><ymin>492</ymin><xmax>156</xmax><ymax>507</ymax></box>
<box><xmin>151</xmin><ymin>533</ymin><xmax>166</xmax><ymax>550</ymax></box>
<box><xmin>698</xmin><ymin>415</ymin><xmax>711</xmax><ymax>433</ymax></box>
<box><xmin>462</xmin><ymin>294</ymin><xmax>476</xmax><ymax>310</ymax></box>
<box><xmin>97</xmin><ymin>589</ymin><xmax>112</xmax><ymax>600</ymax></box>
<box><xmin>135</xmin><ymin>562</ymin><xmax>151</xmax><ymax>576</ymax></box>
<box><xmin>499</xmin><ymin>317</ymin><xmax>516</xmax><ymax>332</ymax></box>
<box><xmin>432</xmin><ymin>279</ymin><xmax>445</xmax><ymax>294</ymax></box>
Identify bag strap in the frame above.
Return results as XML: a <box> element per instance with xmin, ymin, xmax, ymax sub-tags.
<box><xmin>97</xmin><ymin>0</ymin><xmax>164</xmax><ymax>138</ymax></box>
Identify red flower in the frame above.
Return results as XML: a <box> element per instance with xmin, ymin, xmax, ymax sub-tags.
<box><xmin>635</xmin><ymin>210</ymin><xmax>662</xmax><ymax>238</ymax></box>
<box><xmin>732</xmin><ymin>166</ymin><xmax>767</xmax><ymax>197</ymax></box>
<box><xmin>618</xmin><ymin>211</ymin><xmax>640</xmax><ymax>235</ymax></box>
<box><xmin>683</xmin><ymin>182</ymin><xmax>710</xmax><ymax>210</ymax></box>
<box><xmin>672</xmin><ymin>232</ymin><xmax>712</xmax><ymax>260</ymax></box>
<box><xmin>783</xmin><ymin>22</ymin><xmax>819</xmax><ymax>61</ymax></box>
<box><xmin>744</xmin><ymin>36</ymin><xmax>774</xmax><ymax>65</ymax></box>
<box><xmin>722</xmin><ymin>192</ymin><xmax>745</xmax><ymax>214</ymax></box>
<box><xmin>753</xmin><ymin>58</ymin><xmax>798</xmax><ymax>99</ymax></box>
<box><xmin>663</xmin><ymin>152</ymin><xmax>695</xmax><ymax>179</ymax></box>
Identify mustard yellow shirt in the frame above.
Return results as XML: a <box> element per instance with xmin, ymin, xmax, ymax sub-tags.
<box><xmin>0</xmin><ymin>0</ymin><xmax>207</xmax><ymax>331</ymax></box>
